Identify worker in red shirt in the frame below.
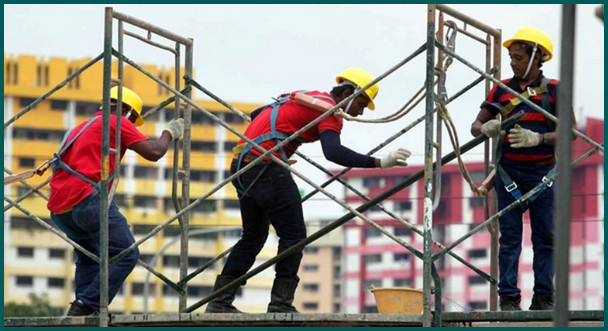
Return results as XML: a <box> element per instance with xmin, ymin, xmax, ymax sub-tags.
<box><xmin>48</xmin><ymin>86</ymin><xmax>184</xmax><ymax>316</ymax></box>
<box><xmin>205</xmin><ymin>68</ymin><xmax>411</xmax><ymax>313</ymax></box>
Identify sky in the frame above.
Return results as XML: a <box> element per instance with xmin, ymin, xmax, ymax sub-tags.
<box><xmin>4</xmin><ymin>4</ymin><xmax>604</xmax><ymax>219</ymax></box>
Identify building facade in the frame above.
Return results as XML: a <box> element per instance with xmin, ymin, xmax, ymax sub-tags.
<box><xmin>3</xmin><ymin>54</ymin><xmax>282</xmax><ymax>314</ymax></box>
<box><xmin>339</xmin><ymin>118</ymin><xmax>604</xmax><ymax>313</ymax></box>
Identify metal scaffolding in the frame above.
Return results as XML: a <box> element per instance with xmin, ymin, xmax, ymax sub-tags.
<box><xmin>3</xmin><ymin>4</ymin><xmax>604</xmax><ymax>327</ymax></box>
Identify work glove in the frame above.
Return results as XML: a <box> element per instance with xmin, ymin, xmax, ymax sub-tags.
<box><xmin>163</xmin><ymin>118</ymin><xmax>185</xmax><ymax>140</ymax></box>
<box><xmin>508</xmin><ymin>124</ymin><xmax>540</xmax><ymax>148</ymax></box>
<box><xmin>380</xmin><ymin>148</ymin><xmax>411</xmax><ymax>169</ymax></box>
<box><xmin>480</xmin><ymin>119</ymin><xmax>502</xmax><ymax>138</ymax></box>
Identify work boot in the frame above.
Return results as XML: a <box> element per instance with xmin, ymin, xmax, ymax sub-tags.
<box><xmin>267</xmin><ymin>277</ymin><xmax>299</xmax><ymax>313</ymax></box>
<box><xmin>529</xmin><ymin>294</ymin><xmax>554</xmax><ymax>310</ymax></box>
<box><xmin>205</xmin><ymin>275</ymin><xmax>243</xmax><ymax>313</ymax></box>
<box><xmin>66</xmin><ymin>301</ymin><xmax>98</xmax><ymax>316</ymax></box>
<box><xmin>499</xmin><ymin>294</ymin><xmax>522</xmax><ymax>311</ymax></box>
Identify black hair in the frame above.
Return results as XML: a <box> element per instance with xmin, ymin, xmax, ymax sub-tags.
<box><xmin>512</xmin><ymin>41</ymin><xmax>544</xmax><ymax>68</ymax></box>
<box><xmin>330</xmin><ymin>82</ymin><xmax>356</xmax><ymax>98</ymax></box>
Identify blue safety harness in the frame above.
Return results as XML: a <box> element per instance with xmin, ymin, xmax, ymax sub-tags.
<box><xmin>234</xmin><ymin>91</ymin><xmax>334</xmax><ymax>195</ymax></box>
<box><xmin>50</xmin><ymin>115</ymin><xmax>114</xmax><ymax>239</ymax></box>
<box><xmin>494</xmin><ymin>78</ymin><xmax>555</xmax><ymax>211</ymax></box>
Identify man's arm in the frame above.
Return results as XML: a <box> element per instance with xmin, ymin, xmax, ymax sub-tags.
<box><xmin>470</xmin><ymin>107</ymin><xmax>496</xmax><ymax>136</ymax></box>
<box><xmin>129</xmin><ymin>131</ymin><xmax>173</xmax><ymax>161</ymax></box>
<box><xmin>129</xmin><ymin>118</ymin><xmax>184</xmax><ymax>161</ymax></box>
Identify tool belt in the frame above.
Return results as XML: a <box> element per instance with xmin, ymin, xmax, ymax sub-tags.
<box><xmin>233</xmin><ymin>152</ymin><xmax>270</xmax><ymax>164</ymax></box>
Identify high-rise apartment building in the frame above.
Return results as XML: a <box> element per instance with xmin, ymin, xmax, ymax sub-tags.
<box><xmin>339</xmin><ymin>119</ymin><xmax>604</xmax><ymax>313</ymax></box>
<box><xmin>3</xmin><ymin>54</ymin><xmax>282</xmax><ymax>314</ymax></box>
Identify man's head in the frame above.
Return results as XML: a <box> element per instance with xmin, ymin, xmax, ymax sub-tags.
<box><xmin>104</xmin><ymin>86</ymin><xmax>144</xmax><ymax>126</ymax></box>
<box><xmin>331</xmin><ymin>68</ymin><xmax>379</xmax><ymax>117</ymax></box>
<box><xmin>503</xmin><ymin>26</ymin><xmax>553</xmax><ymax>80</ymax></box>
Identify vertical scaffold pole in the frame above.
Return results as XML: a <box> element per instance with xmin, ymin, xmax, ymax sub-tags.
<box><xmin>423</xmin><ymin>4</ymin><xmax>437</xmax><ymax>327</ymax></box>
<box><xmin>178</xmin><ymin>39</ymin><xmax>194</xmax><ymax>312</ymax></box>
<box><xmin>489</xmin><ymin>28</ymin><xmax>502</xmax><ymax>312</ymax></box>
<box><xmin>554</xmin><ymin>4</ymin><xmax>576</xmax><ymax>327</ymax></box>
<box><xmin>100</xmin><ymin>6</ymin><xmax>113</xmax><ymax>327</ymax></box>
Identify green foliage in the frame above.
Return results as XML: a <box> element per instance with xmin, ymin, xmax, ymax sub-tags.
<box><xmin>4</xmin><ymin>293</ymin><xmax>56</xmax><ymax>317</ymax></box>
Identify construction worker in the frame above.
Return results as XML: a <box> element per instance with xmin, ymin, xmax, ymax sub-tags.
<box><xmin>47</xmin><ymin>86</ymin><xmax>184</xmax><ymax>316</ymax></box>
<box><xmin>205</xmin><ymin>68</ymin><xmax>411</xmax><ymax>313</ymax></box>
<box><xmin>471</xmin><ymin>27</ymin><xmax>574</xmax><ymax>311</ymax></box>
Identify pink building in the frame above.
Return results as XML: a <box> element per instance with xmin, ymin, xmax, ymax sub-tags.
<box><xmin>340</xmin><ymin>118</ymin><xmax>604</xmax><ymax>313</ymax></box>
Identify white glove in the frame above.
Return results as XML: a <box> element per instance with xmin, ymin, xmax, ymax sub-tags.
<box><xmin>481</xmin><ymin>119</ymin><xmax>502</xmax><ymax>138</ymax></box>
<box><xmin>508</xmin><ymin>124</ymin><xmax>540</xmax><ymax>148</ymax></box>
<box><xmin>380</xmin><ymin>148</ymin><xmax>411</xmax><ymax>169</ymax></box>
<box><xmin>163</xmin><ymin>118</ymin><xmax>185</xmax><ymax>140</ymax></box>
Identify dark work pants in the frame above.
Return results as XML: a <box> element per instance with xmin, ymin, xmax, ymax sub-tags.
<box><xmin>51</xmin><ymin>192</ymin><xmax>139</xmax><ymax>309</ymax></box>
<box><xmin>222</xmin><ymin>159</ymin><xmax>306</xmax><ymax>281</ymax></box>
<box><xmin>495</xmin><ymin>160</ymin><xmax>555</xmax><ymax>298</ymax></box>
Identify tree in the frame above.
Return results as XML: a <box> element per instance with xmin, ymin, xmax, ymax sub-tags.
<box><xmin>4</xmin><ymin>294</ymin><xmax>56</xmax><ymax>317</ymax></box>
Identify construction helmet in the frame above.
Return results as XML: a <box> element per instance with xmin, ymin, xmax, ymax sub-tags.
<box><xmin>105</xmin><ymin>86</ymin><xmax>144</xmax><ymax>126</ymax></box>
<box><xmin>335</xmin><ymin>68</ymin><xmax>379</xmax><ymax>110</ymax></box>
<box><xmin>503</xmin><ymin>26</ymin><xmax>553</xmax><ymax>62</ymax></box>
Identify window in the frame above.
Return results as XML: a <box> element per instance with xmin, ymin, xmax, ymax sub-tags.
<box><xmin>394</xmin><ymin>227</ymin><xmax>411</xmax><ymax>237</ymax></box>
<box><xmin>17</xmin><ymin>186</ymin><xmax>34</xmax><ymax>199</ymax></box>
<box><xmin>364</xmin><ymin>228</ymin><xmax>381</xmax><ymax>238</ymax></box>
<box><xmin>468</xmin><ymin>301</ymin><xmax>487</xmax><ymax>311</ymax></box>
<box><xmin>362</xmin><ymin>177</ymin><xmax>381</xmax><ymax>188</ymax></box>
<box><xmin>48</xmin><ymin>277</ymin><xmax>65</xmax><ymax>288</ymax></box>
<box><xmin>113</xmin><ymin>194</ymin><xmax>128</xmax><ymax>210</ymax></box>
<box><xmin>187</xmin><ymin>285</ymin><xmax>212</xmax><ymax>297</ymax></box>
<box><xmin>470</xmin><ymin>171</ymin><xmax>485</xmax><ymax>183</ymax></box>
<box><xmin>134</xmin><ymin>166</ymin><xmax>158</xmax><ymax>179</ymax></box>
<box><xmin>302</xmin><ymin>283</ymin><xmax>319</xmax><ymax>292</ymax></box>
<box><xmin>134</xmin><ymin>195</ymin><xmax>158</xmax><ymax>209</ymax></box>
<box><xmin>75</xmin><ymin>101</ymin><xmax>99</xmax><ymax>116</ymax></box>
<box><xmin>139</xmin><ymin>254</ymin><xmax>154</xmax><ymax>264</ymax></box>
<box><xmin>133</xmin><ymin>224</ymin><xmax>156</xmax><ymax>236</ymax></box>
<box><xmin>188</xmin><ymin>256</ymin><xmax>212</xmax><ymax>267</ymax></box>
<box><xmin>163</xmin><ymin>255</ymin><xmax>181</xmax><ymax>268</ymax></box>
<box><xmin>468</xmin><ymin>276</ymin><xmax>486</xmax><ymax>285</ymax></box>
<box><xmin>18</xmin><ymin>157</ymin><xmax>36</xmax><ymax>168</ymax></box>
<box><xmin>19</xmin><ymin>97</ymin><xmax>37</xmax><ymax>108</ymax></box>
<box><xmin>224</xmin><ymin>113</ymin><xmax>245</xmax><ymax>124</ymax></box>
<box><xmin>162</xmin><ymin>285</ymin><xmax>178</xmax><ymax>297</ymax></box>
<box><xmin>224</xmin><ymin>199</ymin><xmax>240</xmax><ymax>210</ymax></box>
<box><xmin>190</xmin><ymin>170</ymin><xmax>216</xmax><ymax>182</ymax></box>
<box><xmin>393</xmin><ymin>253</ymin><xmax>410</xmax><ymax>263</ymax></box>
<box><xmin>5</xmin><ymin>61</ymin><xmax>11</xmax><ymax>84</ymax></box>
<box><xmin>304</xmin><ymin>246</ymin><xmax>319</xmax><ymax>254</ymax></box>
<box><xmin>16</xmin><ymin>276</ymin><xmax>33</xmax><ymax>287</ymax></box>
<box><xmin>395</xmin><ymin>201</ymin><xmax>412</xmax><ymax>212</ymax></box>
<box><xmin>51</xmin><ymin>100</ymin><xmax>68</xmax><ymax>110</ymax></box>
<box><xmin>333</xmin><ymin>303</ymin><xmax>341</xmax><ymax>313</ymax></box>
<box><xmin>468</xmin><ymin>249</ymin><xmax>487</xmax><ymax>259</ymax></box>
<box><xmin>394</xmin><ymin>278</ymin><xmax>412</xmax><ymax>287</ymax></box>
<box><xmin>13</xmin><ymin>128</ymin><xmax>66</xmax><ymax>142</ymax></box>
<box><xmin>302</xmin><ymin>302</ymin><xmax>318</xmax><ymax>310</ymax></box>
<box><xmin>224</xmin><ymin>141</ymin><xmax>238</xmax><ymax>152</ymax></box>
<box><xmin>189</xmin><ymin>199</ymin><xmax>217</xmax><ymax>214</ymax></box>
<box><xmin>364</xmin><ymin>254</ymin><xmax>382</xmax><ymax>264</ymax></box>
<box><xmin>17</xmin><ymin>247</ymin><xmax>34</xmax><ymax>258</ymax></box>
<box><xmin>469</xmin><ymin>197</ymin><xmax>484</xmax><ymax>209</ymax></box>
<box><xmin>363</xmin><ymin>305</ymin><xmax>379</xmax><ymax>313</ymax></box>
<box><xmin>49</xmin><ymin>248</ymin><xmax>65</xmax><ymax>259</ymax></box>
<box><xmin>303</xmin><ymin>264</ymin><xmax>319</xmax><ymax>272</ymax></box>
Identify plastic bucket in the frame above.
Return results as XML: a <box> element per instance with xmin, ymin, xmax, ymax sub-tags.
<box><xmin>370</xmin><ymin>287</ymin><xmax>423</xmax><ymax>314</ymax></box>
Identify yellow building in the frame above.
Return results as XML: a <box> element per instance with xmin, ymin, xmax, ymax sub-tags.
<box><xmin>3</xmin><ymin>54</ymin><xmax>280</xmax><ymax>314</ymax></box>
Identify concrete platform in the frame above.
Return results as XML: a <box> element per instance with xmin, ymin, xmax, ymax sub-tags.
<box><xmin>4</xmin><ymin>310</ymin><xmax>603</xmax><ymax>327</ymax></box>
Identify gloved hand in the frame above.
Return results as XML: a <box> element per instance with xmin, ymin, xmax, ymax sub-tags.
<box><xmin>163</xmin><ymin>118</ymin><xmax>185</xmax><ymax>140</ymax></box>
<box><xmin>481</xmin><ymin>119</ymin><xmax>502</xmax><ymax>138</ymax></box>
<box><xmin>380</xmin><ymin>148</ymin><xmax>411</xmax><ymax>169</ymax></box>
<box><xmin>508</xmin><ymin>124</ymin><xmax>540</xmax><ymax>148</ymax></box>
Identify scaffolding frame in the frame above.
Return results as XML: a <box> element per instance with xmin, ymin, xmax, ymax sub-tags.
<box><xmin>3</xmin><ymin>4</ymin><xmax>604</xmax><ymax>328</ymax></box>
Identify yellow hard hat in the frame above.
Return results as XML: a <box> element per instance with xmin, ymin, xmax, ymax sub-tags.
<box><xmin>503</xmin><ymin>26</ymin><xmax>553</xmax><ymax>62</ymax></box>
<box><xmin>335</xmin><ymin>68</ymin><xmax>379</xmax><ymax>110</ymax></box>
<box><xmin>105</xmin><ymin>86</ymin><xmax>144</xmax><ymax>126</ymax></box>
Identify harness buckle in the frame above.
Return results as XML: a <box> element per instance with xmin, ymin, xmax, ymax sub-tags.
<box><xmin>505</xmin><ymin>182</ymin><xmax>518</xmax><ymax>193</ymax></box>
<box><xmin>541</xmin><ymin>176</ymin><xmax>553</xmax><ymax>187</ymax></box>
<box><xmin>527</xmin><ymin>86</ymin><xmax>537</xmax><ymax>97</ymax></box>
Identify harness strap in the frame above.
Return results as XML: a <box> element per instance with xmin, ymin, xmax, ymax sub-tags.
<box><xmin>500</xmin><ymin>84</ymin><xmax>548</xmax><ymax>117</ymax></box>
<box><xmin>52</xmin><ymin>115</ymin><xmax>113</xmax><ymax>191</ymax></box>
<box><xmin>494</xmin><ymin>78</ymin><xmax>554</xmax><ymax>211</ymax></box>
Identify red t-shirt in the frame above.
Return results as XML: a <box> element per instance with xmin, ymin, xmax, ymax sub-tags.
<box><xmin>241</xmin><ymin>90</ymin><xmax>343</xmax><ymax>159</ymax></box>
<box><xmin>47</xmin><ymin>112</ymin><xmax>149</xmax><ymax>212</ymax></box>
